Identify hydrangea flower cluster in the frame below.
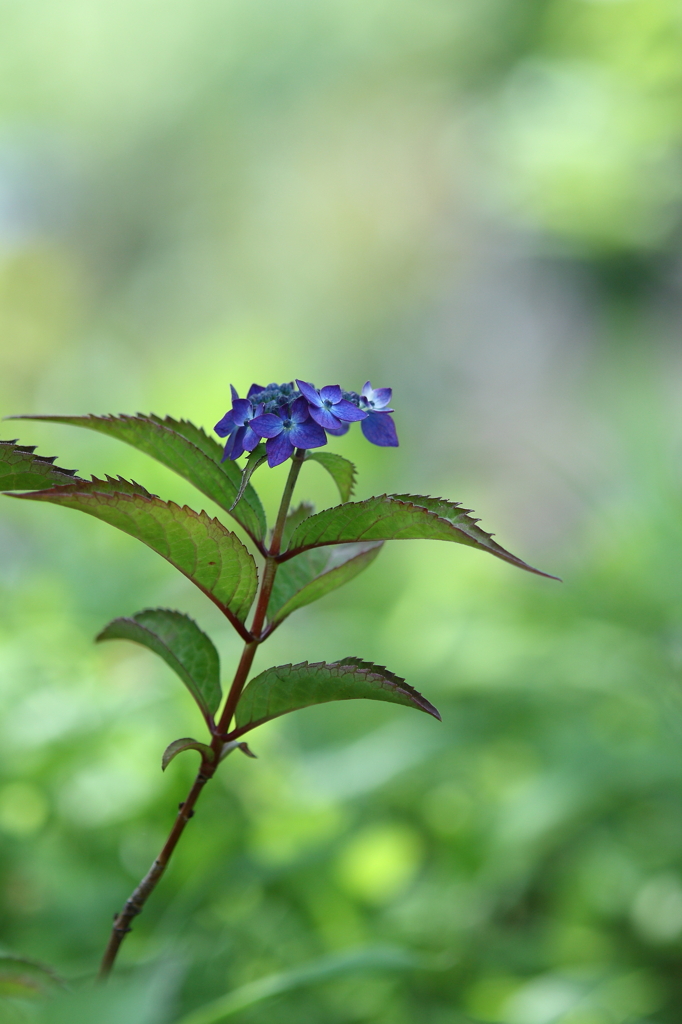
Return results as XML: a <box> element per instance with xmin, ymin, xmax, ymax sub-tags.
<box><xmin>215</xmin><ymin>380</ymin><xmax>398</xmax><ymax>467</ymax></box>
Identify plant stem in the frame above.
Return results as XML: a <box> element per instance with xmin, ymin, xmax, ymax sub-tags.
<box><xmin>97</xmin><ymin>764</ymin><xmax>213</xmax><ymax>980</ymax></box>
<box><xmin>217</xmin><ymin>448</ymin><xmax>305</xmax><ymax>733</ymax></box>
<box><xmin>97</xmin><ymin>449</ymin><xmax>306</xmax><ymax>980</ymax></box>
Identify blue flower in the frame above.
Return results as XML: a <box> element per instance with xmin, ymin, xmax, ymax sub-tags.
<box><xmin>214</xmin><ymin>387</ymin><xmax>265</xmax><ymax>462</ymax></box>
<box><xmin>360</xmin><ymin>382</ymin><xmax>393</xmax><ymax>412</ymax></box>
<box><xmin>296</xmin><ymin>380</ymin><xmax>368</xmax><ymax>431</ymax></box>
<box><xmin>250</xmin><ymin>396</ymin><xmax>327</xmax><ymax>467</ymax></box>
<box><xmin>359</xmin><ymin>381</ymin><xmax>398</xmax><ymax>447</ymax></box>
<box><xmin>215</xmin><ymin>377</ymin><xmax>398</xmax><ymax>464</ymax></box>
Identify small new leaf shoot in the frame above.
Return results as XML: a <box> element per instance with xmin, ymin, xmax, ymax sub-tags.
<box><xmin>162</xmin><ymin>738</ymin><xmax>216</xmax><ymax>772</ymax></box>
<box><xmin>219</xmin><ymin>740</ymin><xmax>257</xmax><ymax>761</ymax></box>
<box><xmin>230</xmin><ymin>444</ymin><xmax>267</xmax><ymax>511</ymax></box>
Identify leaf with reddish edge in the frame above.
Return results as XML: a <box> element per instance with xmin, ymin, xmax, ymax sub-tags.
<box><xmin>161</xmin><ymin>738</ymin><xmax>216</xmax><ymax>772</ymax></box>
<box><xmin>305</xmin><ymin>451</ymin><xmax>356</xmax><ymax>503</ymax></box>
<box><xmin>11</xmin><ymin>413</ymin><xmax>267</xmax><ymax>543</ymax></box>
<box><xmin>267</xmin><ymin>542</ymin><xmax>383</xmax><ymax>626</ymax></box>
<box><xmin>12</xmin><ymin>479</ymin><xmax>259</xmax><ymax>635</ymax></box>
<box><xmin>0</xmin><ymin>440</ymin><xmax>79</xmax><ymax>491</ymax></box>
<box><xmin>97</xmin><ymin>609</ymin><xmax>222</xmax><ymax>719</ymax></box>
<box><xmin>232</xmin><ymin>658</ymin><xmax>440</xmax><ymax>737</ymax></box>
<box><xmin>282</xmin><ymin>494</ymin><xmax>558</xmax><ymax>579</ymax></box>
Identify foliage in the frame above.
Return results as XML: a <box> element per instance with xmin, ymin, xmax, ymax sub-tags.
<box><xmin>97</xmin><ymin>610</ymin><xmax>223</xmax><ymax>722</ymax></box>
<box><xmin>0</xmin><ymin>408</ymin><xmax>551</xmax><ymax>1013</ymax></box>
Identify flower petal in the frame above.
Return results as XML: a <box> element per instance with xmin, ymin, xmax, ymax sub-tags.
<box><xmin>247</xmin><ymin>383</ymin><xmax>265</xmax><ymax>398</ymax></box>
<box><xmin>228</xmin><ymin>426</ymin><xmax>247</xmax><ymax>461</ymax></box>
<box><xmin>289</xmin><ymin>418</ymin><xmax>328</xmax><ymax>449</ymax></box>
<box><xmin>250</xmin><ymin>413</ymin><xmax>283</xmax><ymax>438</ymax></box>
<box><xmin>361</xmin><ymin>412</ymin><xmax>399</xmax><ymax>447</ymax></box>
<box><xmin>289</xmin><ymin>396</ymin><xmax>311</xmax><ymax>423</ymax></box>
<box><xmin>320</xmin><ymin>384</ymin><xmax>342</xmax><ymax>403</ymax></box>
<box><xmin>372</xmin><ymin>387</ymin><xmax>392</xmax><ymax>407</ymax></box>
<box><xmin>295</xmin><ymin>379</ymin><xmax>323</xmax><ymax>407</ymax></box>
<box><xmin>214</xmin><ymin>411</ymin><xmax>235</xmax><ymax>437</ymax></box>
<box><xmin>333</xmin><ymin>399</ymin><xmax>367</xmax><ymax>422</ymax></box>
<box><xmin>241</xmin><ymin>426</ymin><xmax>262</xmax><ymax>451</ymax></box>
<box><xmin>361</xmin><ymin>381</ymin><xmax>373</xmax><ymax>398</ymax></box>
<box><xmin>309</xmin><ymin>406</ymin><xmax>343</xmax><ymax>430</ymax></box>
<box><xmin>230</xmin><ymin>384</ymin><xmax>240</xmax><ymax>403</ymax></box>
<box><xmin>325</xmin><ymin>421</ymin><xmax>350</xmax><ymax>436</ymax></box>
<box><xmin>231</xmin><ymin>398</ymin><xmax>253</xmax><ymax>426</ymax></box>
<box><xmin>220</xmin><ymin>430</ymin><xmax>237</xmax><ymax>462</ymax></box>
<box><xmin>266</xmin><ymin>433</ymin><xmax>294</xmax><ymax>467</ymax></box>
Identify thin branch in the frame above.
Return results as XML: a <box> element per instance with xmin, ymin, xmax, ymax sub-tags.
<box><xmin>97</xmin><ymin>450</ymin><xmax>306</xmax><ymax>980</ymax></box>
<box><xmin>215</xmin><ymin>449</ymin><xmax>305</xmax><ymax>734</ymax></box>
<box><xmin>98</xmin><ymin>763</ymin><xmax>213</xmax><ymax>979</ymax></box>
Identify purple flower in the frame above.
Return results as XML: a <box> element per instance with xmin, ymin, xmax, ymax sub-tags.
<box><xmin>250</xmin><ymin>396</ymin><xmax>327</xmax><ymax>467</ymax></box>
<box><xmin>360</xmin><ymin>381</ymin><xmax>393</xmax><ymax>412</ymax></box>
<box><xmin>359</xmin><ymin>381</ymin><xmax>399</xmax><ymax>447</ymax></box>
<box><xmin>214</xmin><ymin>387</ymin><xmax>264</xmax><ymax>461</ymax></box>
<box><xmin>296</xmin><ymin>380</ymin><xmax>368</xmax><ymax>431</ymax></box>
<box><xmin>215</xmin><ymin>377</ymin><xmax>398</xmax><ymax>465</ymax></box>
<box><xmin>325</xmin><ymin>422</ymin><xmax>350</xmax><ymax>437</ymax></box>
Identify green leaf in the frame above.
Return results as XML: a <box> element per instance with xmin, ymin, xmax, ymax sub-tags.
<box><xmin>268</xmin><ymin>542</ymin><xmax>383</xmax><ymax>624</ymax></box>
<box><xmin>219</xmin><ymin>739</ymin><xmax>257</xmax><ymax>761</ymax></box>
<box><xmin>15</xmin><ymin>480</ymin><xmax>258</xmax><ymax>632</ymax></box>
<box><xmin>14</xmin><ymin>414</ymin><xmax>267</xmax><ymax>542</ymax></box>
<box><xmin>284</xmin><ymin>494</ymin><xmax>557</xmax><ymax>578</ymax></box>
<box><xmin>174</xmin><ymin>947</ymin><xmax>417</xmax><ymax>1024</ymax></box>
<box><xmin>161</xmin><ymin>737</ymin><xmax>215</xmax><ymax>771</ymax></box>
<box><xmin>0</xmin><ymin>440</ymin><xmax>79</xmax><ymax>491</ymax></box>
<box><xmin>230</xmin><ymin>443</ymin><xmax>267</xmax><ymax>512</ymax></box>
<box><xmin>97</xmin><ymin>609</ymin><xmax>222</xmax><ymax>718</ymax></box>
<box><xmin>0</xmin><ymin>956</ymin><xmax>63</xmax><ymax>999</ymax></box>
<box><xmin>233</xmin><ymin>657</ymin><xmax>440</xmax><ymax>736</ymax></box>
<box><xmin>305</xmin><ymin>451</ymin><xmax>356</xmax><ymax>502</ymax></box>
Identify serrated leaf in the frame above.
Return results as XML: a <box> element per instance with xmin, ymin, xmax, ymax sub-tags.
<box><xmin>161</xmin><ymin>737</ymin><xmax>215</xmax><ymax>771</ymax></box>
<box><xmin>0</xmin><ymin>440</ymin><xmax>79</xmax><ymax>491</ymax></box>
<box><xmin>230</xmin><ymin>444</ymin><xmax>267</xmax><ymax>512</ymax></box>
<box><xmin>233</xmin><ymin>658</ymin><xmax>440</xmax><ymax>736</ymax></box>
<box><xmin>14</xmin><ymin>414</ymin><xmax>267</xmax><ymax>542</ymax></box>
<box><xmin>283</xmin><ymin>494</ymin><xmax>556</xmax><ymax>578</ymax></box>
<box><xmin>15</xmin><ymin>481</ymin><xmax>258</xmax><ymax>631</ymax></box>
<box><xmin>97</xmin><ymin>609</ymin><xmax>222</xmax><ymax>718</ymax></box>
<box><xmin>268</xmin><ymin>542</ymin><xmax>383</xmax><ymax>624</ymax></box>
<box><xmin>305</xmin><ymin>451</ymin><xmax>356</xmax><ymax>503</ymax></box>
<box><xmin>68</xmin><ymin>474</ymin><xmax>154</xmax><ymax>497</ymax></box>
<box><xmin>0</xmin><ymin>956</ymin><xmax>63</xmax><ymax>999</ymax></box>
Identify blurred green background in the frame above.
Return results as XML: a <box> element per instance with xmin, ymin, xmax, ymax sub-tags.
<box><xmin>2</xmin><ymin>0</ymin><xmax>682</xmax><ymax>1021</ymax></box>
